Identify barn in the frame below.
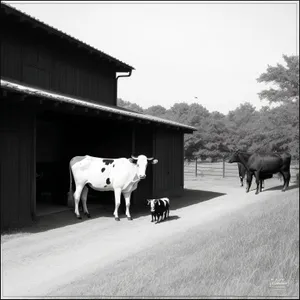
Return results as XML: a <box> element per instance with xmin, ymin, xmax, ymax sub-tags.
<box><xmin>0</xmin><ymin>3</ymin><xmax>196</xmax><ymax>230</ymax></box>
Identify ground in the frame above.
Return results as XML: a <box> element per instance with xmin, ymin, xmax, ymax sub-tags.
<box><xmin>1</xmin><ymin>176</ymin><xmax>299</xmax><ymax>298</ymax></box>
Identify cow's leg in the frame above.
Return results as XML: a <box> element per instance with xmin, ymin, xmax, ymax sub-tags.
<box><xmin>81</xmin><ymin>186</ymin><xmax>91</xmax><ymax>218</ymax></box>
<box><xmin>246</xmin><ymin>173</ymin><xmax>252</xmax><ymax>193</ymax></box>
<box><xmin>123</xmin><ymin>192</ymin><xmax>133</xmax><ymax>220</ymax></box>
<box><xmin>254</xmin><ymin>171</ymin><xmax>260</xmax><ymax>194</ymax></box>
<box><xmin>259</xmin><ymin>179</ymin><xmax>263</xmax><ymax>192</ymax></box>
<box><xmin>281</xmin><ymin>171</ymin><xmax>290</xmax><ymax>191</ymax></box>
<box><xmin>261</xmin><ymin>180</ymin><xmax>265</xmax><ymax>191</ymax></box>
<box><xmin>156</xmin><ymin>213</ymin><xmax>162</xmax><ymax>224</ymax></box>
<box><xmin>278</xmin><ymin>171</ymin><xmax>286</xmax><ymax>191</ymax></box>
<box><xmin>151</xmin><ymin>213</ymin><xmax>156</xmax><ymax>222</ymax></box>
<box><xmin>113</xmin><ymin>188</ymin><xmax>121</xmax><ymax>221</ymax></box>
<box><xmin>240</xmin><ymin>176</ymin><xmax>244</xmax><ymax>187</ymax></box>
<box><xmin>286</xmin><ymin>171</ymin><xmax>291</xmax><ymax>188</ymax></box>
<box><xmin>159</xmin><ymin>213</ymin><xmax>163</xmax><ymax>222</ymax></box>
<box><xmin>74</xmin><ymin>184</ymin><xmax>84</xmax><ymax>219</ymax></box>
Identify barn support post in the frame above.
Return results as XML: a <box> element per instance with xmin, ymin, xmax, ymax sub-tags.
<box><xmin>131</xmin><ymin>125</ymin><xmax>136</xmax><ymax>205</ymax></box>
<box><xmin>131</xmin><ymin>125</ymin><xmax>136</xmax><ymax>155</ymax></box>
<box><xmin>195</xmin><ymin>157</ymin><xmax>198</xmax><ymax>177</ymax></box>
<box><xmin>223</xmin><ymin>156</ymin><xmax>225</xmax><ymax>178</ymax></box>
<box><xmin>31</xmin><ymin>113</ymin><xmax>37</xmax><ymax>220</ymax></box>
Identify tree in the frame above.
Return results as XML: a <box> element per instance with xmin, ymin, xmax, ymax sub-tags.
<box><xmin>257</xmin><ymin>55</ymin><xmax>299</xmax><ymax>104</ymax></box>
<box><xmin>144</xmin><ymin>105</ymin><xmax>167</xmax><ymax>117</ymax></box>
<box><xmin>117</xmin><ymin>98</ymin><xmax>144</xmax><ymax>113</ymax></box>
<box><xmin>164</xmin><ymin>102</ymin><xmax>191</xmax><ymax>124</ymax></box>
<box><xmin>186</xmin><ymin>103</ymin><xmax>210</xmax><ymax>127</ymax></box>
<box><xmin>194</xmin><ymin>117</ymin><xmax>233</xmax><ymax>161</ymax></box>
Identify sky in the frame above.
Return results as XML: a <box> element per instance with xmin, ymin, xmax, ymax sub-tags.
<box><xmin>5</xmin><ymin>1</ymin><xmax>299</xmax><ymax>114</ymax></box>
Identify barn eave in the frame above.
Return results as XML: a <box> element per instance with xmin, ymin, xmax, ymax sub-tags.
<box><xmin>1</xmin><ymin>78</ymin><xmax>197</xmax><ymax>133</ymax></box>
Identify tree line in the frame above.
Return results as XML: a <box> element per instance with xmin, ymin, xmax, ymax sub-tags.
<box><xmin>118</xmin><ymin>55</ymin><xmax>299</xmax><ymax>161</ymax></box>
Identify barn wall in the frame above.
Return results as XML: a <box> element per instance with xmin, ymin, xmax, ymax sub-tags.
<box><xmin>1</xmin><ymin>15</ymin><xmax>117</xmax><ymax>105</ymax></box>
<box><xmin>153</xmin><ymin>128</ymin><xmax>184</xmax><ymax>198</ymax></box>
<box><xmin>133</xmin><ymin>124</ymin><xmax>154</xmax><ymax>205</ymax></box>
<box><xmin>0</xmin><ymin>100</ymin><xmax>35</xmax><ymax>231</ymax></box>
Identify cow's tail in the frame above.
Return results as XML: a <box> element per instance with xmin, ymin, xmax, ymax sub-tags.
<box><xmin>67</xmin><ymin>162</ymin><xmax>74</xmax><ymax>206</ymax></box>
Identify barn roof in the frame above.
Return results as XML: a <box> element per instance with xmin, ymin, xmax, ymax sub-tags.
<box><xmin>1</xmin><ymin>79</ymin><xmax>197</xmax><ymax>132</ymax></box>
<box><xmin>1</xmin><ymin>2</ymin><xmax>134</xmax><ymax>73</ymax></box>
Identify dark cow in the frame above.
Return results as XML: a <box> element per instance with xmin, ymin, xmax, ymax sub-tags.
<box><xmin>228</xmin><ymin>150</ymin><xmax>291</xmax><ymax>194</ymax></box>
<box><xmin>238</xmin><ymin>161</ymin><xmax>265</xmax><ymax>190</ymax></box>
<box><xmin>231</xmin><ymin>151</ymin><xmax>267</xmax><ymax>192</ymax></box>
<box><xmin>245</xmin><ymin>171</ymin><xmax>272</xmax><ymax>192</ymax></box>
<box><xmin>147</xmin><ymin>198</ymin><xmax>170</xmax><ymax>224</ymax></box>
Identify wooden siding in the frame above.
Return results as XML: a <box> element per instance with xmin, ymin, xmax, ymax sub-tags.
<box><xmin>133</xmin><ymin>125</ymin><xmax>154</xmax><ymax>204</ymax></box>
<box><xmin>1</xmin><ymin>16</ymin><xmax>117</xmax><ymax>105</ymax></box>
<box><xmin>0</xmin><ymin>101</ymin><xmax>35</xmax><ymax>230</ymax></box>
<box><xmin>153</xmin><ymin>128</ymin><xmax>184</xmax><ymax>197</ymax></box>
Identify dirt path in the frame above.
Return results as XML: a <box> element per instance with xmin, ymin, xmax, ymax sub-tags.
<box><xmin>1</xmin><ymin>178</ymin><xmax>298</xmax><ymax>297</ymax></box>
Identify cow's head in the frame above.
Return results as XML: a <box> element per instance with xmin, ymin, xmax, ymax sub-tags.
<box><xmin>146</xmin><ymin>198</ymin><xmax>159</xmax><ymax>212</ymax></box>
<box><xmin>129</xmin><ymin>155</ymin><xmax>158</xmax><ymax>179</ymax></box>
<box><xmin>228</xmin><ymin>149</ymin><xmax>240</xmax><ymax>163</ymax></box>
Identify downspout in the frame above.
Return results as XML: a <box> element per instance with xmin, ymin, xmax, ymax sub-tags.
<box><xmin>115</xmin><ymin>70</ymin><xmax>132</xmax><ymax>105</ymax></box>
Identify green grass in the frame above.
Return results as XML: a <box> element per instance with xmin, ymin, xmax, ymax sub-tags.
<box><xmin>50</xmin><ymin>189</ymin><xmax>299</xmax><ymax>297</ymax></box>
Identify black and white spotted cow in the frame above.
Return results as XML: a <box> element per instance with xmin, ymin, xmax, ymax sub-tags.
<box><xmin>68</xmin><ymin>155</ymin><xmax>158</xmax><ymax>221</ymax></box>
<box><xmin>147</xmin><ymin>197</ymin><xmax>170</xmax><ymax>224</ymax></box>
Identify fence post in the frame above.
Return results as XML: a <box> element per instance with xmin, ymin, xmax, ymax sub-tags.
<box><xmin>195</xmin><ymin>157</ymin><xmax>198</xmax><ymax>177</ymax></box>
<box><xmin>223</xmin><ymin>156</ymin><xmax>225</xmax><ymax>178</ymax></box>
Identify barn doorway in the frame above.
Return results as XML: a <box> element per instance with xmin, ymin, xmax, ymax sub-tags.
<box><xmin>35</xmin><ymin>112</ymin><xmax>70</xmax><ymax>216</ymax></box>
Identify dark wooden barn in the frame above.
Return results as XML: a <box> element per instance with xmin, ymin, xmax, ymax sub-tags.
<box><xmin>0</xmin><ymin>3</ymin><xmax>196</xmax><ymax>230</ymax></box>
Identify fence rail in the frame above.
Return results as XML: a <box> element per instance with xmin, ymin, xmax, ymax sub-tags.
<box><xmin>184</xmin><ymin>158</ymin><xmax>299</xmax><ymax>178</ymax></box>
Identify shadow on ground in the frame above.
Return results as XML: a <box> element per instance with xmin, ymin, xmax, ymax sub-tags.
<box><xmin>1</xmin><ymin>189</ymin><xmax>225</xmax><ymax>238</ymax></box>
<box><xmin>262</xmin><ymin>183</ymin><xmax>299</xmax><ymax>192</ymax></box>
<box><xmin>147</xmin><ymin>215</ymin><xmax>181</xmax><ymax>225</ymax></box>
<box><xmin>131</xmin><ymin>189</ymin><xmax>226</xmax><ymax>219</ymax></box>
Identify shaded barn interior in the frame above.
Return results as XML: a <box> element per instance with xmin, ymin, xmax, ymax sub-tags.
<box><xmin>35</xmin><ymin>109</ymin><xmax>135</xmax><ymax>210</ymax></box>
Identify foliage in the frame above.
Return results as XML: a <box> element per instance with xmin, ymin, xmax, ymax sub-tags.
<box><xmin>117</xmin><ymin>55</ymin><xmax>299</xmax><ymax>161</ymax></box>
<box><xmin>144</xmin><ymin>105</ymin><xmax>167</xmax><ymax>117</ymax></box>
<box><xmin>117</xmin><ymin>98</ymin><xmax>144</xmax><ymax>113</ymax></box>
<box><xmin>257</xmin><ymin>55</ymin><xmax>299</xmax><ymax>104</ymax></box>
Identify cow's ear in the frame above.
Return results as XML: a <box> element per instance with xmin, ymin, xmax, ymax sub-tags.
<box><xmin>151</xmin><ymin>159</ymin><xmax>158</xmax><ymax>165</ymax></box>
<box><xmin>129</xmin><ymin>158</ymin><xmax>137</xmax><ymax>164</ymax></box>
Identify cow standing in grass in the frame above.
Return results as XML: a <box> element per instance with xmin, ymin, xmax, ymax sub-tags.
<box><xmin>228</xmin><ymin>150</ymin><xmax>291</xmax><ymax>194</ymax></box>
<box><xmin>68</xmin><ymin>154</ymin><xmax>158</xmax><ymax>221</ymax></box>
<box><xmin>147</xmin><ymin>198</ymin><xmax>170</xmax><ymax>224</ymax></box>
